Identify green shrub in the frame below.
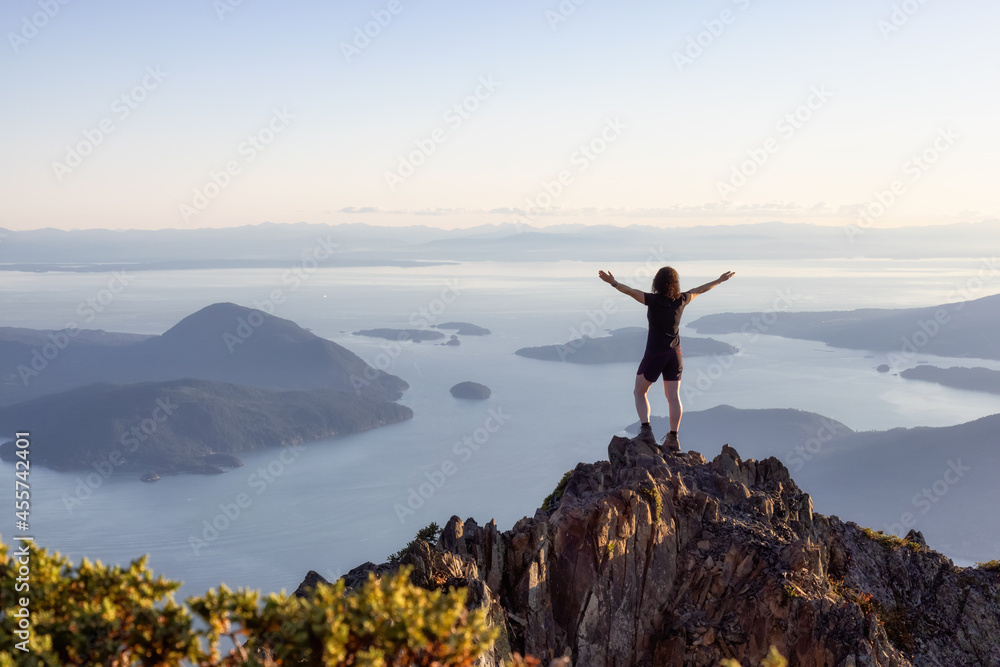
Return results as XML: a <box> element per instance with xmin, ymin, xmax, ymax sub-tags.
<box><xmin>541</xmin><ymin>471</ymin><xmax>573</xmax><ymax>512</ymax></box>
<box><xmin>975</xmin><ymin>559</ymin><xmax>1000</xmax><ymax>573</ymax></box>
<box><xmin>1</xmin><ymin>537</ymin><xmax>499</xmax><ymax>666</ymax></box>
<box><xmin>861</xmin><ymin>527</ymin><xmax>922</xmax><ymax>553</ymax></box>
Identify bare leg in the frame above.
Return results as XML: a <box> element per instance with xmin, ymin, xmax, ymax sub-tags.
<box><xmin>633</xmin><ymin>374</ymin><xmax>654</xmax><ymax>423</ymax></box>
<box><xmin>664</xmin><ymin>380</ymin><xmax>682</xmax><ymax>432</ymax></box>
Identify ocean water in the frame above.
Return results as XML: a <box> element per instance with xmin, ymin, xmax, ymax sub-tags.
<box><xmin>2</xmin><ymin>257</ymin><xmax>999</xmax><ymax>598</ymax></box>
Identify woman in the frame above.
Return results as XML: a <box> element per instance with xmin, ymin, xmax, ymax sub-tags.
<box><xmin>598</xmin><ymin>266</ymin><xmax>735</xmax><ymax>453</ymax></box>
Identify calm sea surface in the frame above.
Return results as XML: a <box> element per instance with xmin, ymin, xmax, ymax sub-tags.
<box><xmin>2</xmin><ymin>258</ymin><xmax>998</xmax><ymax>597</ymax></box>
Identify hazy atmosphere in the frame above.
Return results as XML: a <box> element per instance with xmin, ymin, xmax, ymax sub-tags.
<box><xmin>3</xmin><ymin>0</ymin><xmax>999</xmax><ymax>230</ymax></box>
<box><xmin>2</xmin><ymin>1</ymin><xmax>999</xmax><ymax>665</ymax></box>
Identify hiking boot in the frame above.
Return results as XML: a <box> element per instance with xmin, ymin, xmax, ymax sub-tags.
<box><xmin>660</xmin><ymin>431</ymin><xmax>680</xmax><ymax>454</ymax></box>
<box><xmin>637</xmin><ymin>423</ymin><xmax>656</xmax><ymax>445</ymax></box>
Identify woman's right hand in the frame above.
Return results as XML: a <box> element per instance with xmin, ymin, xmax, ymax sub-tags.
<box><xmin>598</xmin><ymin>270</ymin><xmax>616</xmax><ymax>285</ymax></box>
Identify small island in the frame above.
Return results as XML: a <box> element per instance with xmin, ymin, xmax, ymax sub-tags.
<box><xmin>353</xmin><ymin>329</ymin><xmax>445</xmax><ymax>343</ymax></box>
<box><xmin>440</xmin><ymin>335</ymin><xmax>461</xmax><ymax>347</ymax></box>
<box><xmin>876</xmin><ymin>364</ymin><xmax>891</xmax><ymax>373</ymax></box>
<box><xmin>515</xmin><ymin>327</ymin><xmax>737</xmax><ymax>364</ymax></box>
<box><xmin>450</xmin><ymin>381</ymin><xmax>491</xmax><ymax>400</ymax></box>
<box><xmin>434</xmin><ymin>322</ymin><xmax>491</xmax><ymax>336</ymax></box>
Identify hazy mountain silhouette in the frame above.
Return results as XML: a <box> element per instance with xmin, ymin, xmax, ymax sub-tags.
<box><xmin>0</xmin><ymin>303</ymin><xmax>407</xmax><ymax>406</ymax></box>
<box><xmin>791</xmin><ymin>412</ymin><xmax>1000</xmax><ymax>561</ymax></box>
<box><xmin>3</xmin><ymin>220</ymin><xmax>999</xmax><ymax>267</ymax></box>
<box><xmin>899</xmin><ymin>365</ymin><xmax>1000</xmax><ymax>394</ymax></box>
<box><xmin>0</xmin><ymin>378</ymin><xmax>413</xmax><ymax>475</ymax></box>
<box><xmin>689</xmin><ymin>292</ymin><xmax>1000</xmax><ymax>360</ymax></box>
<box><xmin>629</xmin><ymin>405</ymin><xmax>853</xmax><ymax>461</ymax></box>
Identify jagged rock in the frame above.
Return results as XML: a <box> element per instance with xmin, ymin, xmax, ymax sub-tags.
<box><xmin>904</xmin><ymin>529</ymin><xmax>927</xmax><ymax>549</ymax></box>
<box><xmin>292</xmin><ymin>570</ymin><xmax>330</xmax><ymax>598</ymax></box>
<box><xmin>297</xmin><ymin>436</ymin><xmax>1000</xmax><ymax>666</ymax></box>
<box><xmin>340</xmin><ymin>560</ymin><xmax>397</xmax><ymax>592</ymax></box>
<box><xmin>399</xmin><ymin>539</ymin><xmax>479</xmax><ymax>587</ymax></box>
<box><xmin>441</xmin><ymin>515</ymin><xmax>467</xmax><ymax>553</ymax></box>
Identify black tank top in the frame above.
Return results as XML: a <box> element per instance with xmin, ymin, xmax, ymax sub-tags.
<box><xmin>642</xmin><ymin>291</ymin><xmax>693</xmax><ymax>351</ymax></box>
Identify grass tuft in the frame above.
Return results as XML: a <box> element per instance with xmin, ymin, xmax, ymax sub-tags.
<box><xmin>861</xmin><ymin>527</ymin><xmax>923</xmax><ymax>553</ymax></box>
<box><xmin>541</xmin><ymin>470</ymin><xmax>573</xmax><ymax>512</ymax></box>
<box><xmin>975</xmin><ymin>559</ymin><xmax>1000</xmax><ymax>573</ymax></box>
<box><xmin>639</xmin><ymin>481</ymin><xmax>663</xmax><ymax>522</ymax></box>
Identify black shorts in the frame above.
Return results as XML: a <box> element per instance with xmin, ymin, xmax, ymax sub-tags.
<box><xmin>637</xmin><ymin>347</ymin><xmax>683</xmax><ymax>382</ymax></box>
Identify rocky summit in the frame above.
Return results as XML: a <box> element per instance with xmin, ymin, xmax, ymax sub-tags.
<box><xmin>299</xmin><ymin>436</ymin><xmax>1000</xmax><ymax>666</ymax></box>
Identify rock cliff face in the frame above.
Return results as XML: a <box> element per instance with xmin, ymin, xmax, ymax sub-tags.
<box><xmin>303</xmin><ymin>436</ymin><xmax>1000</xmax><ymax>666</ymax></box>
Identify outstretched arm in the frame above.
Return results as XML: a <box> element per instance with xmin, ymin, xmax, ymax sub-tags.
<box><xmin>598</xmin><ymin>270</ymin><xmax>644</xmax><ymax>305</ymax></box>
<box><xmin>688</xmin><ymin>271</ymin><xmax>736</xmax><ymax>299</ymax></box>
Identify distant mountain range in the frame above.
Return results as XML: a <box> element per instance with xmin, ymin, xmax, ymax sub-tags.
<box><xmin>515</xmin><ymin>327</ymin><xmax>737</xmax><ymax>364</ymax></box>
<box><xmin>689</xmin><ymin>292</ymin><xmax>1000</xmax><ymax>360</ymax></box>
<box><xmin>2</xmin><ymin>219</ymin><xmax>999</xmax><ymax>268</ymax></box>
<box><xmin>0</xmin><ymin>304</ymin><xmax>412</xmax><ymax>476</ymax></box>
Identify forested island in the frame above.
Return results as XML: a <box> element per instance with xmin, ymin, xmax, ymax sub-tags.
<box><xmin>515</xmin><ymin>327</ymin><xmax>737</xmax><ymax>364</ymax></box>
<box><xmin>0</xmin><ymin>303</ymin><xmax>411</xmax><ymax>477</ymax></box>
<box><xmin>899</xmin><ymin>365</ymin><xmax>1000</xmax><ymax>394</ymax></box>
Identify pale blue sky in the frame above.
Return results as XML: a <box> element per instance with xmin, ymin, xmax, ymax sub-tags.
<box><xmin>1</xmin><ymin>0</ymin><xmax>997</xmax><ymax>230</ymax></box>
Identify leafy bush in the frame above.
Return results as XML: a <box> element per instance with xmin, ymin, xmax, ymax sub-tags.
<box><xmin>975</xmin><ymin>559</ymin><xmax>1000</xmax><ymax>573</ymax></box>
<box><xmin>1</xmin><ymin>537</ymin><xmax>499</xmax><ymax>666</ymax></box>
<box><xmin>541</xmin><ymin>471</ymin><xmax>573</xmax><ymax>512</ymax></box>
<box><xmin>722</xmin><ymin>645</ymin><xmax>787</xmax><ymax>667</ymax></box>
<box><xmin>852</xmin><ymin>590</ymin><xmax>880</xmax><ymax>617</ymax></box>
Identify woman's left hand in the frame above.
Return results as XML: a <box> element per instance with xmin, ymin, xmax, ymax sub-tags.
<box><xmin>598</xmin><ymin>270</ymin><xmax>616</xmax><ymax>285</ymax></box>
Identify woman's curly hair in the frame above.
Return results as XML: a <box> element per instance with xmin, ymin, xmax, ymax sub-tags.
<box><xmin>652</xmin><ymin>266</ymin><xmax>681</xmax><ymax>299</ymax></box>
